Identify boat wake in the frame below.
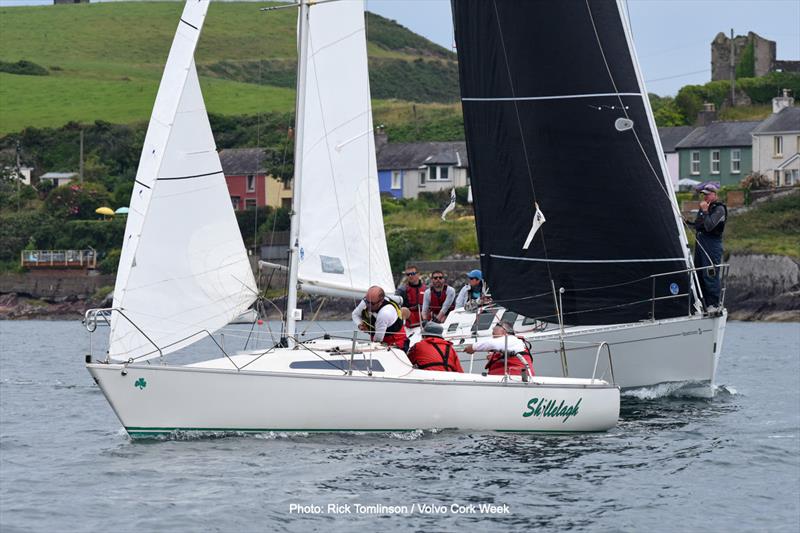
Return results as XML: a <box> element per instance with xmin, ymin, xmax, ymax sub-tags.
<box><xmin>622</xmin><ymin>381</ymin><xmax>736</xmax><ymax>400</ymax></box>
<box><xmin>122</xmin><ymin>428</ymin><xmax>444</xmax><ymax>442</ymax></box>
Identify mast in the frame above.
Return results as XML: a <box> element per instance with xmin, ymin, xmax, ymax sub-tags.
<box><xmin>285</xmin><ymin>0</ymin><xmax>310</xmax><ymax>348</ymax></box>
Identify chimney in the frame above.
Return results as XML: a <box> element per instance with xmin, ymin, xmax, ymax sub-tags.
<box><xmin>374</xmin><ymin>124</ymin><xmax>388</xmax><ymax>154</ymax></box>
<box><xmin>772</xmin><ymin>89</ymin><xmax>795</xmax><ymax>113</ymax></box>
<box><xmin>696</xmin><ymin>102</ymin><xmax>718</xmax><ymax>126</ymax></box>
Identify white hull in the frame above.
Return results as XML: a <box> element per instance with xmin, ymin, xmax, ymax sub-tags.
<box><xmin>445</xmin><ymin>309</ymin><xmax>727</xmax><ymax>394</ymax></box>
<box><xmin>87</xmin><ymin>341</ymin><xmax>619</xmax><ymax>438</ymax></box>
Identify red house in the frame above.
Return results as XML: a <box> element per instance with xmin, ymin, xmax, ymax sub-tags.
<box><xmin>219</xmin><ymin>148</ymin><xmax>267</xmax><ymax>211</ymax></box>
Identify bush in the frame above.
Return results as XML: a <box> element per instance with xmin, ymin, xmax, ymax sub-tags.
<box><xmin>0</xmin><ymin>60</ymin><xmax>48</xmax><ymax>76</ymax></box>
<box><xmin>44</xmin><ymin>182</ymin><xmax>111</xmax><ymax>219</ymax></box>
<box><xmin>98</xmin><ymin>249</ymin><xmax>121</xmax><ymax>275</ymax></box>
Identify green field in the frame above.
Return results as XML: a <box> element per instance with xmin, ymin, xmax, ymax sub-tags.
<box><xmin>0</xmin><ymin>1</ymin><xmax>458</xmax><ymax>135</ymax></box>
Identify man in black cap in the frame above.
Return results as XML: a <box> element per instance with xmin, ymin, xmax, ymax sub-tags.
<box><xmin>693</xmin><ymin>183</ymin><xmax>726</xmax><ymax>311</ymax></box>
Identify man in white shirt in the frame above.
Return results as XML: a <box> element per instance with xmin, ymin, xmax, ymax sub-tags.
<box><xmin>351</xmin><ymin>286</ymin><xmax>408</xmax><ymax>351</ymax></box>
<box><xmin>464</xmin><ymin>323</ymin><xmax>533</xmax><ymax>376</ymax></box>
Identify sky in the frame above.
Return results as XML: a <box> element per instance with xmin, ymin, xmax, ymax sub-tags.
<box><xmin>2</xmin><ymin>0</ymin><xmax>799</xmax><ymax>96</ymax></box>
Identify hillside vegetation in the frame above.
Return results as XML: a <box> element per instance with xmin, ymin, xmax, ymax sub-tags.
<box><xmin>0</xmin><ymin>2</ymin><xmax>459</xmax><ymax>134</ymax></box>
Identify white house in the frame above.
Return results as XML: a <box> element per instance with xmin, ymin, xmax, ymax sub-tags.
<box><xmin>39</xmin><ymin>172</ymin><xmax>79</xmax><ymax>188</ymax></box>
<box><xmin>376</xmin><ymin>141</ymin><xmax>469</xmax><ymax>199</ymax></box>
<box><xmin>658</xmin><ymin>126</ymin><xmax>695</xmax><ymax>189</ymax></box>
<box><xmin>751</xmin><ymin>92</ymin><xmax>799</xmax><ymax>186</ymax></box>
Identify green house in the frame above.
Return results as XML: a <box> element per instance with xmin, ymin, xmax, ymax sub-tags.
<box><xmin>675</xmin><ymin>121</ymin><xmax>760</xmax><ymax>187</ymax></box>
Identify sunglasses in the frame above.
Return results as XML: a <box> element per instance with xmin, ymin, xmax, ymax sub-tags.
<box><xmin>432</xmin><ymin>276</ymin><xmax>444</xmax><ymax>280</ymax></box>
<box><xmin>469</xmin><ymin>277</ymin><xmax>479</xmax><ymax>280</ymax></box>
<box><xmin>404</xmin><ymin>272</ymin><xmax>418</xmax><ymax>276</ymax></box>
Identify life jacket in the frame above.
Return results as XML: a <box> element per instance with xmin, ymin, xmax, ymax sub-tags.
<box><xmin>486</xmin><ymin>336</ymin><xmax>534</xmax><ymax>376</ymax></box>
<box><xmin>402</xmin><ymin>282</ymin><xmax>426</xmax><ymax>327</ymax></box>
<box><xmin>361</xmin><ymin>298</ymin><xmax>408</xmax><ymax>351</ymax></box>
<box><xmin>428</xmin><ymin>285</ymin><xmax>454</xmax><ymax>322</ymax></box>
<box><xmin>695</xmin><ymin>201</ymin><xmax>727</xmax><ymax>238</ymax></box>
<box><xmin>407</xmin><ymin>337</ymin><xmax>464</xmax><ymax>373</ymax></box>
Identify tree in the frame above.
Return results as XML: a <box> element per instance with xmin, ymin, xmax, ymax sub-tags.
<box><xmin>44</xmin><ymin>182</ymin><xmax>111</xmax><ymax>219</ymax></box>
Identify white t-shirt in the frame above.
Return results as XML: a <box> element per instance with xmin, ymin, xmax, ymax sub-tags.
<box><xmin>351</xmin><ymin>299</ymin><xmax>401</xmax><ymax>342</ymax></box>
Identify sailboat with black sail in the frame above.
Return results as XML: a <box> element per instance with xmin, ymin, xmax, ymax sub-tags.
<box><xmin>446</xmin><ymin>0</ymin><xmax>727</xmax><ymax>394</ymax></box>
<box><xmin>84</xmin><ymin>0</ymin><xmax>619</xmax><ymax>437</ymax></box>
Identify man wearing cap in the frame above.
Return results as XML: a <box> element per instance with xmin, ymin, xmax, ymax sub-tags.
<box><xmin>395</xmin><ymin>265</ymin><xmax>426</xmax><ymax>329</ymax></box>
<box><xmin>406</xmin><ymin>323</ymin><xmax>463</xmax><ymax>372</ymax></box>
<box><xmin>422</xmin><ymin>270</ymin><xmax>456</xmax><ymax>323</ymax></box>
<box><xmin>464</xmin><ymin>322</ymin><xmax>533</xmax><ymax>377</ymax></box>
<box><xmin>693</xmin><ymin>184</ymin><xmax>727</xmax><ymax>310</ymax></box>
<box><xmin>455</xmin><ymin>269</ymin><xmax>488</xmax><ymax>310</ymax></box>
<box><xmin>352</xmin><ymin>286</ymin><xmax>409</xmax><ymax>352</ymax></box>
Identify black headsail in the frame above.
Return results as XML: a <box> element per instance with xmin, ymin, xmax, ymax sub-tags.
<box><xmin>452</xmin><ymin>0</ymin><xmax>693</xmax><ymax>325</ymax></box>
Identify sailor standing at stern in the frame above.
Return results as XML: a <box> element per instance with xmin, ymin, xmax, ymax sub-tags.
<box><xmin>352</xmin><ymin>286</ymin><xmax>409</xmax><ymax>352</ymax></box>
<box><xmin>693</xmin><ymin>183</ymin><xmax>727</xmax><ymax>312</ymax></box>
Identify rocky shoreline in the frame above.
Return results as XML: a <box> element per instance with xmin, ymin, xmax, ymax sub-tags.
<box><xmin>1</xmin><ymin>253</ymin><xmax>798</xmax><ymax>322</ymax></box>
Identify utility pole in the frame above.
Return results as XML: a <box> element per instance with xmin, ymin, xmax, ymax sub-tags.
<box><xmin>730</xmin><ymin>28</ymin><xmax>735</xmax><ymax>107</ymax></box>
<box><xmin>79</xmin><ymin>129</ymin><xmax>84</xmax><ymax>183</ymax></box>
<box><xmin>15</xmin><ymin>140</ymin><xmax>21</xmax><ymax>212</ymax></box>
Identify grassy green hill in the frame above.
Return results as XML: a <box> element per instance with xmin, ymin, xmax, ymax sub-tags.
<box><xmin>0</xmin><ymin>1</ymin><xmax>459</xmax><ymax>134</ymax></box>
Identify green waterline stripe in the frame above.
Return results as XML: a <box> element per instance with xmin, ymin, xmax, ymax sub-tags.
<box><xmin>125</xmin><ymin>427</ymin><xmax>605</xmax><ymax>436</ymax></box>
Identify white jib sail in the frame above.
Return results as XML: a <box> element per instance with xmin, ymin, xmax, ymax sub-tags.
<box><xmin>110</xmin><ymin>2</ymin><xmax>256</xmax><ymax>361</ymax></box>
<box><xmin>295</xmin><ymin>0</ymin><xmax>395</xmax><ymax>299</ymax></box>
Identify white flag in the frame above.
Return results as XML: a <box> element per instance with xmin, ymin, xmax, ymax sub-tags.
<box><xmin>522</xmin><ymin>202</ymin><xmax>546</xmax><ymax>249</ymax></box>
<box><xmin>441</xmin><ymin>187</ymin><xmax>456</xmax><ymax>221</ymax></box>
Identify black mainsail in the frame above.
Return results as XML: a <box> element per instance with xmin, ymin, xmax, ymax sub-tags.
<box><xmin>452</xmin><ymin>0</ymin><xmax>694</xmax><ymax>325</ymax></box>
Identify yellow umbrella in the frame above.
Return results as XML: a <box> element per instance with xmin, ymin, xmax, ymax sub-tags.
<box><xmin>95</xmin><ymin>207</ymin><xmax>115</xmax><ymax>216</ymax></box>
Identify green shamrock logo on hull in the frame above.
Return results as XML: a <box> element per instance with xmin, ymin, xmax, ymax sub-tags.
<box><xmin>134</xmin><ymin>378</ymin><xmax>147</xmax><ymax>390</ymax></box>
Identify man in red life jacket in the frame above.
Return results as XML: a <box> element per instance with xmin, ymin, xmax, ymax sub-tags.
<box><xmin>395</xmin><ymin>265</ymin><xmax>426</xmax><ymax>328</ymax></box>
<box><xmin>422</xmin><ymin>270</ymin><xmax>456</xmax><ymax>323</ymax></box>
<box><xmin>351</xmin><ymin>285</ymin><xmax>409</xmax><ymax>352</ymax></box>
<box><xmin>464</xmin><ymin>322</ymin><xmax>534</xmax><ymax>378</ymax></box>
<box><xmin>407</xmin><ymin>323</ymin><xmax>464</xmax><ymax>372</ymax></box>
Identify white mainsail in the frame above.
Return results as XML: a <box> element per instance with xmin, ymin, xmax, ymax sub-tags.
<box><xmin>110</xmin><ymin>0</ymin><xmax>256</xmax><ymax>361</ymax></box>
<box><xmin>294</xmin><ymin>0</ymin><xmax>394</xmax><ymax>299</ymax></box>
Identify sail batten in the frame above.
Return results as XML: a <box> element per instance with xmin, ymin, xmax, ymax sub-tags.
<box><xmin>453</xmin><ymin>0</ymin><xmax>691</xmax><ymax>324</ymax></box>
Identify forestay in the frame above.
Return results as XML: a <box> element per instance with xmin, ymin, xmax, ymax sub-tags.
<box><xmin>110</xmin><ymin>0</ymin><xmax>256</xmax><ymax>361</ymax></box>
<box><xmin>452</xmin><ymin>0</ymin><xmax>693</xmax><ymax>325</ymax></box>
<box><xmin>295</xmin><ymin>0</ymin><xmax>394</xmax><ymax>299</ymax></box>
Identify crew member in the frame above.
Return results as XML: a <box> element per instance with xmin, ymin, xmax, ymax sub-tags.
<box><xmin>455</xmin><ymin>269</ymin><xmax>487</xmax><ymax>309</ymax></box>
<box><xmin>395</xmin><ymin>265</ymin><xmax>426</xmax><ymax>328</ymax></box>
<box><xmin>693</xmin><ymin>183</ymin><xmax>726</xmax><ymax>311</ymax></box>
<box><xmin>464</xmin><ymin>322</ymin><xmax>534</xmax><ymax>377</ymax></box>
<box><xmin>406</xmin><ymin>323</ymin><xmax>463</xmax><ymax>372</ymax></box>
<box><xmin>422</xmin><ymin>270</ymin><xmax>456</xmax><ymax>323</ymax></box>
<box><xmin>351</xmin><ymin>286</ymin><xmax>409</xmax><ymax>351</ymax></box>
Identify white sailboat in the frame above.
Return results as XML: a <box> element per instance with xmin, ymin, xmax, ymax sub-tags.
<box><xmin>447</xmin><ymin>0</ymin><xmax>727</xmax><ymax>396</ymax></box>
<box><xmin>85</xmin><ymin>0</ymin><xmax>619</xmax><ymax>438</ymax></box>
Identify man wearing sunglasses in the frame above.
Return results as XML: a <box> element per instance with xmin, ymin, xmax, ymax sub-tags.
<box><xmin>422</xmin><ymin>270</ymin><xmax>456</xmax><ymax>324</ymax></box>
<box><xmin>351</xmin><ymin>285</ymin><xmax>409</xmax><ymax>352</ymax></box>
<box><xmin>395</xmin><ymin>266</ymin><xmax>426</xmax><ymax>328</ymax></box>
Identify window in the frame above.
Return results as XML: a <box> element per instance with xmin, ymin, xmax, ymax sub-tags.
<box><xmin>246</xmin><ymin>174</ymin><xmax>256</xmax><ymax>192</ymax></box>
<box><xmin>245</xmin><ymin>198</ymin><xmax>257</xmax><ymax>209</ymax></box>
<box><xmin>731</xmin><ymin>149</ymin><xmax>741</xmax><ymax>173</ymax></box>
<box><xmin>711</xmin><ymin>150</ymin><xmax>720</xmax><ymax>174</ymax></box>
<box><xmin>796</xmin><ymin>136</ymin><xmax>800</xmax><ymax>153</ymax></box>
<box><xmin>690</xmin><ymin>151</ymin><xmax>700</xmax><ymax>175</ymax></box>
<box><xmin>281</xmin><ymin>197</ymin><xmax>292</xmax><ymax>209</ymax></box>
<box><xmin>418</xmin><ymin>170</ymin><xmax>426</xmax><ymax>187</ymax></box>
<box><xmin>231</xmin><ymin>196</ymin><xmax>240</xmax><ymax>210</ymax></box>
<box><xmin>774</xmin><ymin>170</ymin><xmax>781</xmax><ymax>185</ymax></box>
<box><xmin>391</xmin><ymin>171</ymin><xmax>401</xmax><ymax>190</ymax></box>
<box><xmin>774</xmin><ymin>136</ymin><xmax>783</xmax><ymax>157</ymax></box>
<box><xmin>428</xmin><ymin>165</ymin><xmax>452</xmax><ymax>181</ymax></box>
<box><xmin>787</xmin><ymin>169</ymin><xmax>798</xmax><ymax>186</ymax></box>
<box><xmin>282</xmin><ymin>179</ymin><xmax>291</xmax><ymax>190</ymax></box>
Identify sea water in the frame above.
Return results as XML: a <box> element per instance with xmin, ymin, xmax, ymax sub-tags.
<box><xmin>1</xmin><ymin>320</ymin><xmax>798</xmax><ymax>532</ymax></box>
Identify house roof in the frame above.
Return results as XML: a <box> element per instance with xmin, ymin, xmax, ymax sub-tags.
<box><xmin>752</xmin><ymin>106</ymin><xmax>800</xmax><ymax>134</ymax></box>
<box><xmin>675</xmin><ymin>120</ymin><xmax>761</xmax><ymax>149</ymax></box>
<box><xmin>377</xmin><ymin>141</ymin><xmax>468</xmax><ymax>170</ymax></box>
<box><xmin>658</xmin><ymin>126</ymin><xmax>695</xmax><ymax>153</ymax></box>
<box><xmin>39</xmin><ymin>172</ymin><xmax>78</xmax><ymax>180</ymax></box>
<box><xmin>218</xmin><ymin>148</ymin><xmax>266</xmax><ymax>175</ymax></box>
